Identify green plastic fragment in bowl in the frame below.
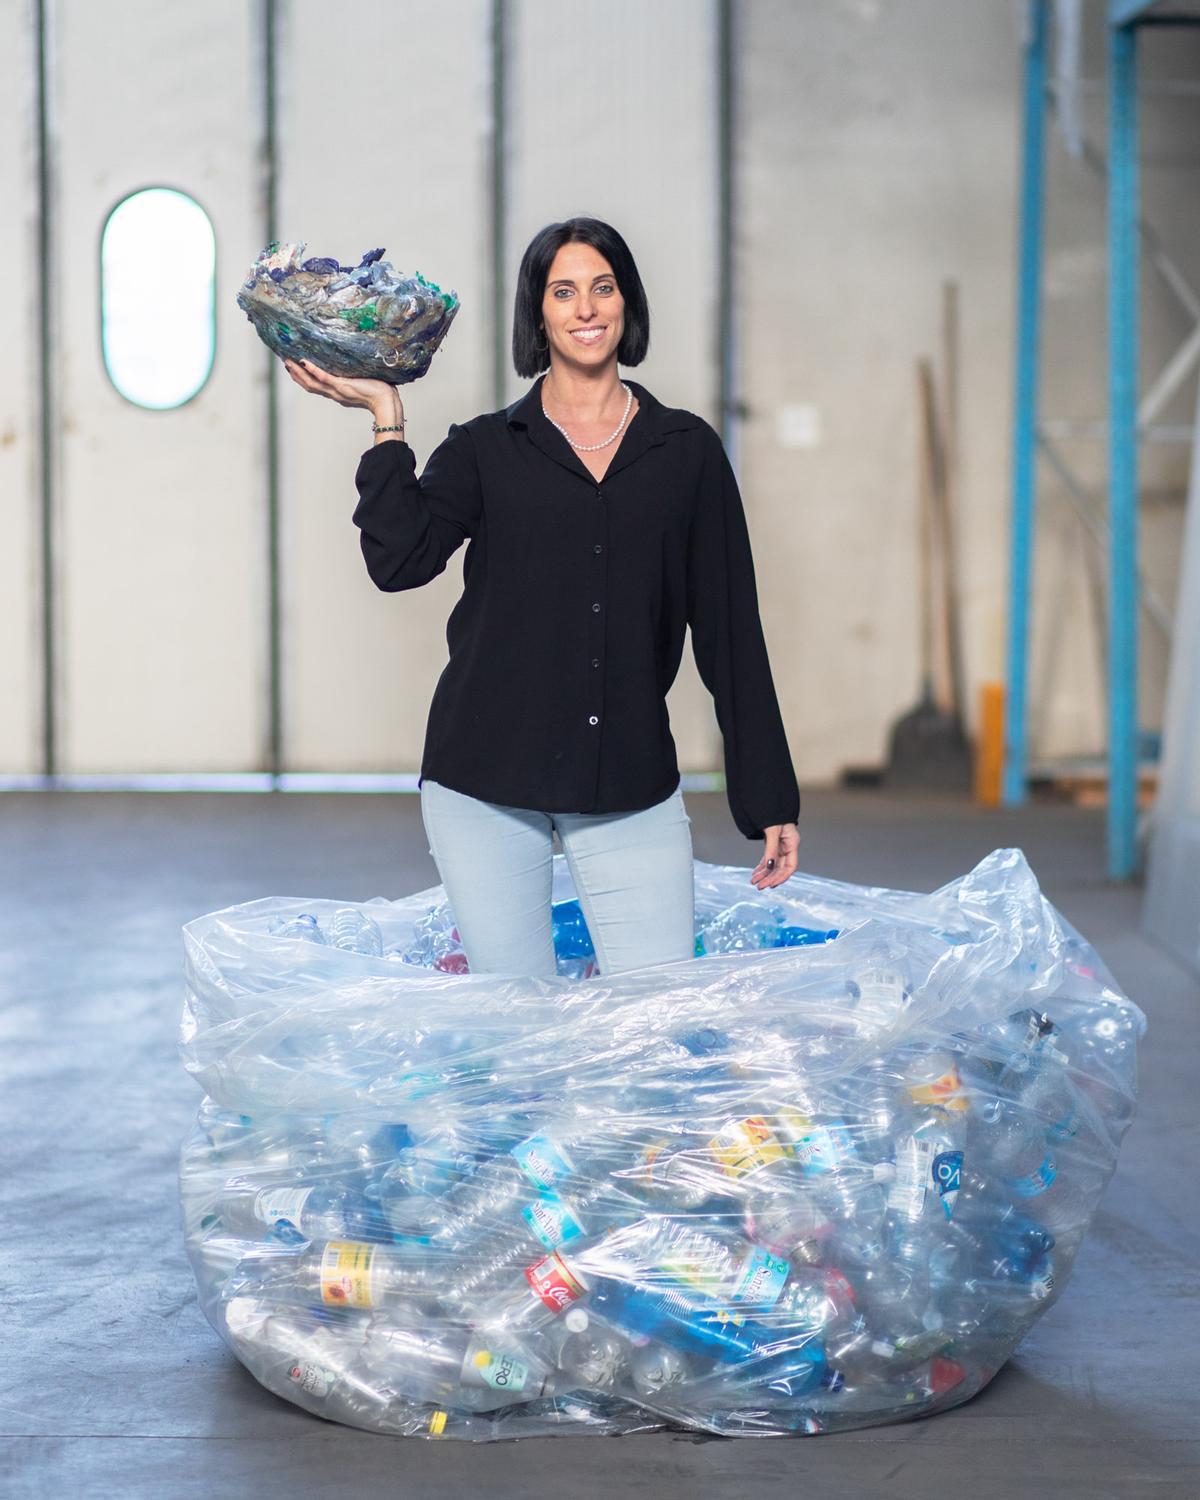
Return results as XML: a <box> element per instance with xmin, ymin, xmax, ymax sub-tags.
<box><xmin>237</xmin><ymin>241</ymin><xmax>460</xmax><ymax>384</ymax></box>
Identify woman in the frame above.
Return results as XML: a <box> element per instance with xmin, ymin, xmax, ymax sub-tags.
<box><xmin>284</xmin><ymin>216</ymin><xmax>801</xmax><ymax>978</ymax></box>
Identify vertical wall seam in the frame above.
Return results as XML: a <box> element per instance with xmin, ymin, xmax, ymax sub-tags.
<box><xmin>716</xmin><ymin>0</ymin><xmax>735</xmax><ymax>465</ymax></box>
<box><xmin>491</xmin><ymin>0</ymin><xmax>508</xmax><ymax>410</ymax></box>
<box><xmin>263</xmin><ymin>0</ymin><xmax>282</xmax><ymax>781</ymax></box>
<box><xmin>35</xmin><ymin>0</ymin><xmax>55</xmax><ymax>777</ymax></box>
<box><xmin>1003</xmin><ymin>0</ymin><xmax>1048</xmax><ymax>808</ymax></box>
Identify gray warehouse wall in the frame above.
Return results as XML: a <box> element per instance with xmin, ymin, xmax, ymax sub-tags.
<box><xmin>2</xmin><ymin>0</ymin><xmax>1197</xmax><ymax>788</ymax></box>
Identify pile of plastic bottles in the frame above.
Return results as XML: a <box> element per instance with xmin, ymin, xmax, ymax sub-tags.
<box><xmin>178</xmin><ymin>848</ymin><xmax>1144</xmax><ymax>1440</ymax></box>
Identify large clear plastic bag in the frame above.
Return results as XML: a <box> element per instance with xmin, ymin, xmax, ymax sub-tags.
<box><xmin>177</xmin><ymin>847</ymin><xmax>1144</xmax><ymax>1440</ymax></box>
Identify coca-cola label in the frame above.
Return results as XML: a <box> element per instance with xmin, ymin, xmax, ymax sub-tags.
<box><xmin>525</xmin><ymin>1251</ymin><xmax>586</xmax><ymax>1312</ymax></box>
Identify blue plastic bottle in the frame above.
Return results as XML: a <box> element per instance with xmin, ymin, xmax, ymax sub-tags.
<box><xmin>588</xmin><ymin>1276</ymin><xmax>827</xmax><ymax>1393</ymax></box>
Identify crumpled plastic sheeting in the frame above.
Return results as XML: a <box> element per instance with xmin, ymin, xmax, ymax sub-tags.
<box><xmin>177</xmin><ymin>848</ymin><xmax>1145</xmax><ymax>1441</ymax></box>
<box><xmin>236</xmin><ymin>242</ymin><xmax>459</xmax><ymax>384</ymax></box>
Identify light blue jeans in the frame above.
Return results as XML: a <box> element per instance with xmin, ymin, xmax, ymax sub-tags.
<box><xmin>419</xmin><ymin>778</ymin><xmax>696</xmax><ymax>978</ymax></box>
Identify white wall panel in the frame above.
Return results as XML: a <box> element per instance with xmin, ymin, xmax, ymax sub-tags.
<box><xmin>282</xmin><ymin>0</ymin><xmax>492</xmax><ymax>771</ymax></box>
<box><xmin>742</xmin><ymin>0</ymin><xmax>1023</xmax><ymax>786</ymax></box>
<box><xmin>0</xmin><ymin>2</ymin><xmax>41</xmax><ymax>773</ymax></box>
<box><xmin>508</xmin><ymin>0</ymin><xmax>723</xmax><ymax>777</ymax></box>
<box><xmin>57</xmin><ymin>1</ymin><xmax>263</xmax><ymax>770</ymax></box>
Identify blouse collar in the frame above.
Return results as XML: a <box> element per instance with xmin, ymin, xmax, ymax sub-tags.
<box><xmin>504</xmin><ymin>373</ymin><xmax>703</xmax><ymax>487</ymax></box>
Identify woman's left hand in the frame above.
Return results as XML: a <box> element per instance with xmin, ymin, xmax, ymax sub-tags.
<box><xmin>751</xmin><ymin>823</ymin><xmax>801</xmax><ymax>889</ymax></box>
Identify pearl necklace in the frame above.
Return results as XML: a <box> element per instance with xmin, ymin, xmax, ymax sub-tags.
<box><xmin>542</xmin><ymin>381</ymin><xmax>634</xmax><ymax>451</ymax></box>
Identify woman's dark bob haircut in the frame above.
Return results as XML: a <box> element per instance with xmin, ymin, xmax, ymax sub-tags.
<box><xmin>512</xmin><ymin>217</ymin><xmax>650</xmax><ymax>379</ymax></box>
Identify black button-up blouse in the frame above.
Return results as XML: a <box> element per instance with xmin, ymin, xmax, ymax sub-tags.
<box><xmin>351</xmin><ymin>373</ymin><xmax>800</xmax><ymax>840</ymax></box>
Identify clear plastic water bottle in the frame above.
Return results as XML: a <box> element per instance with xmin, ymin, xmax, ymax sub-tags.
<box><xmin>268</xmin><ymin>913</ymin><xmax>327</xmax><ymax>944</ymax></box>
<box><xmin>224</xmin><ymin>1237</ymin><xmax>442</xmax><ymax>1314</ymax></box>
<box><xmin>829</xmin><ymin>1056</ymin><xmax>909</xmax><ymax>1166</ymax></box>
<box><xmin>454</xmin><ymin>1247</ymin><xmax>592</xmax><ymax>1335</ymax></box>
<box><xmin>610</xmin><ymin>1215</ymin><xmax>793</xmax><ymax>1313</ymax></box>
<box><xmin>555</xmin><ymin>1315</ymin><xmax>631</xmax><ymax>1392</ymax></box>
<box><xmin>855</xmin><ymin>1255</ymin><xmax>942</xmax><ymax>1362</ymax></box>
<box><xmin>586</xmin><ymin>1274</ymin><xmax>826</xmax><ymax>1392</ymax></box>
<box><xmin>828</xmin><ymin>1355</ymin><xmax>966</xmax><ymax>1415</ymax></box>
<box><xmin>326</xmin><ymin>908</ymin><xmax>384</xmax><ymax>957</ymax></box>
<box><xmin>742</xmin><ymin>1171</ymin><xmax>831</xmax><ymax>1264</ymax></box>
<box><xmin>361</xmin><ymin>1318</ymin><xmax>556</xmax><ymax>1412</ymax></box>
<box><xmin>222</xmin><ymin>1294</ymin><xmax>371</xmax><ymax>1420</ymax></box>
<box><xmin>629</xmin><ymin>1340</ymin><xmax>692</xmax><ymax>1399</ymax></box>
<box><xmin>205</xmin><ymin>1176</ymin><xmax>398</xmax><ymax>1245</ymax></box>
<box><xmin>850</xmin><ymin>951</ymin><xmax>914</xmax><ymax>1012</ymax></box>
<box><xmin>374</xmin><ymin>1127</ymin><xmax>482</xmax><ymax>1232</ymax></box>
<box><xmin>884</xmin><ymin>1106</ymin><xmax>967</xmax><ymax>1246</ymax></box>
<box><xmin>699</xmin><ymin>902</ymin><xmax>785</xmax><ymax>954</ymax></box>
<box><xmin>287</xmin><ymin>1114</ymin><xmax>408</xmax><ymax>1192</ymax></box>
<box><xmin>773</xmin><ymin>1101</ymin><xmax>897</xmax><ymax>1220</ymax></box>
<box><xmin>628</xmin><ymin>1137</ymin><xmax>716</xmax><ymax>1212</ymax></box>
<box><xmin>755</xmin><ymin>1265</ymin><xmax>858</xmax><ymax>1338</ymax></box>
<box><xmin>423</xmin><ymin>1126</ymin><xmax>585</xmax><ymax>1244</ymax></box>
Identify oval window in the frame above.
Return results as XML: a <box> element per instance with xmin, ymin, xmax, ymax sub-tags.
<box><xmin>101</xmin><ymin>188</ymin><xmax>215</xmax><ymax>409</ymax></box>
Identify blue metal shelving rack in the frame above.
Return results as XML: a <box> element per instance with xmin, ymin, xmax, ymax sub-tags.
<box><xmin>1005</xmin><ymin>0</ymin><xmax>1200</xmax><ymax>880</ymax></box>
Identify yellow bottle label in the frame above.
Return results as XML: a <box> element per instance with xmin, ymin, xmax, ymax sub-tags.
<box><xmin>708</xmin><ymin>1116</ymin><xmax>786</xmax><ymax>1177</ymax></box>
<box><xmin>907</xmin><ymin>1067</ymin><xmax>969</xmax><ymax>1112</ymax></box>
<box><xmin>428</xmin><ymin>1410</ymin><xmax>448</xmax><ymax>1436</ymax></box>
<box><xmin>319</xmin><ymin>1240</ymin><xmax>378</xmax><ymax>1308</ymax></box>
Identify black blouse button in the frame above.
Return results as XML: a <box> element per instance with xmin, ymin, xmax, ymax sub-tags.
<box><xmin>592</xmin><ymin>602</ymin><xmax>601</xmax><ymax>613</ymax></box>
<box><xmin>593</xmin><ymin>544</ymin><xmax>602</xmax><ymax>554</ymax></box>
<box><xmin>589</xmin><ymin>715</ymin><xmax>599</xmax><ymax>725</ymax></box>
<box><xmin>591</xmin><ymin>658</ymin><xmax>600</xmax><ymax>668</ymax></box>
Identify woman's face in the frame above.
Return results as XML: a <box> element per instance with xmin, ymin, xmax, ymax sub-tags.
<box><xmin>540</xmin><ymin>241</ymin><xmax>625</xmax><ymax>372</ymax></box>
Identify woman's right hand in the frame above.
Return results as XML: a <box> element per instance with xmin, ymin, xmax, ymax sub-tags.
<box><xmin>283</xmin><ymin>358</ymin><xmax>402</xmax><ymax>422</ymax></box>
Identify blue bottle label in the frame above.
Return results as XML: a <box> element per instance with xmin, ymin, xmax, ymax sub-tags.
<box><xmin>522</xmin><ymin>1191</ymin><xmax>586</xmax><ymax>1249</ymax></box>
<box><xmin>1050</xmin><ymin>1107</ymin><xmax>1079</xmax><ymax>1140</ymax></box>
<box><xmin>730</xmin><ymin>1247</ymin><xmax>791</xmax><ymax>1309</ymax></box>
<box><xmin>1008</xmin><ymin>1153</ymin><xmax>1057</xmax><ymax>1197</ymax></box>
<box><xmin>932</xmin><ymin>1149</ymin><xmax>963</xmax><ymax>1219</ymax></box>
<box><xmin>511</xmin><ymin>1133</ymin><xmax>573</xmax><ymax>1190</ymax></box>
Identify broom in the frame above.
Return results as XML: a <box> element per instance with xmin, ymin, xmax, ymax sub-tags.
<box><xmin>883</xmin><ymin>282</ymin><xmax>972</xmax><ymax>791</ymax></box>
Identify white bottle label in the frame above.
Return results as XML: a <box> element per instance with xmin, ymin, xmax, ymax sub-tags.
<box><xmin>254</xmin><ymin>1185</ymin><xmax>314</xmax><ymax>1229</ymax></box>
<box><xmin>288</xmin><ymin>1359</ymin><xmax>334</xmax><ymax>1397</ymax></box>
<box><xmin>888</xmin><ymin>1137</ymin><xmax>935</xmax><ymax>1219</ymax></box>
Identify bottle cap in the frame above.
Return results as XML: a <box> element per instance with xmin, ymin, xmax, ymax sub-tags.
<box><xmin>564</xmin><ymin>1308</ymin><xmax>589</xmax><ymax>1332</ymax></box>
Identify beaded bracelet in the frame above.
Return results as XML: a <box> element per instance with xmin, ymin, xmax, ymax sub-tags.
<box><xmin>372</xmin><ymin>422</ymin><xmax>405</xmax><ymax>434</ymax></box>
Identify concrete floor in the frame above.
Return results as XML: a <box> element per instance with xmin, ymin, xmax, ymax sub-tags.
<box><xmin>1</xmin><ymin>786</ymin><xmax>1196</xmax><ymax>1499</ymax></box>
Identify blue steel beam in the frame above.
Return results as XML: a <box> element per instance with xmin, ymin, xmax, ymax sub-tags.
<box><xmin>1003</xmin><ymin>0</ymin><xmax>1049</xmax><ymax>808</ymax></box>
<box><xmin>1110</xmin><ymin>2</ymin><xmax>1200</xmax><ymax>26</ymax></box>
<box><xmin>1108</xmin><ymin>21</ymin><xmax>1141</xmax><ymax>879</ymax></box>
<box><xmin>1109</xmin><ymin>1</ymin><xmax>1159</xmax><ymax>25</ymax></box>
